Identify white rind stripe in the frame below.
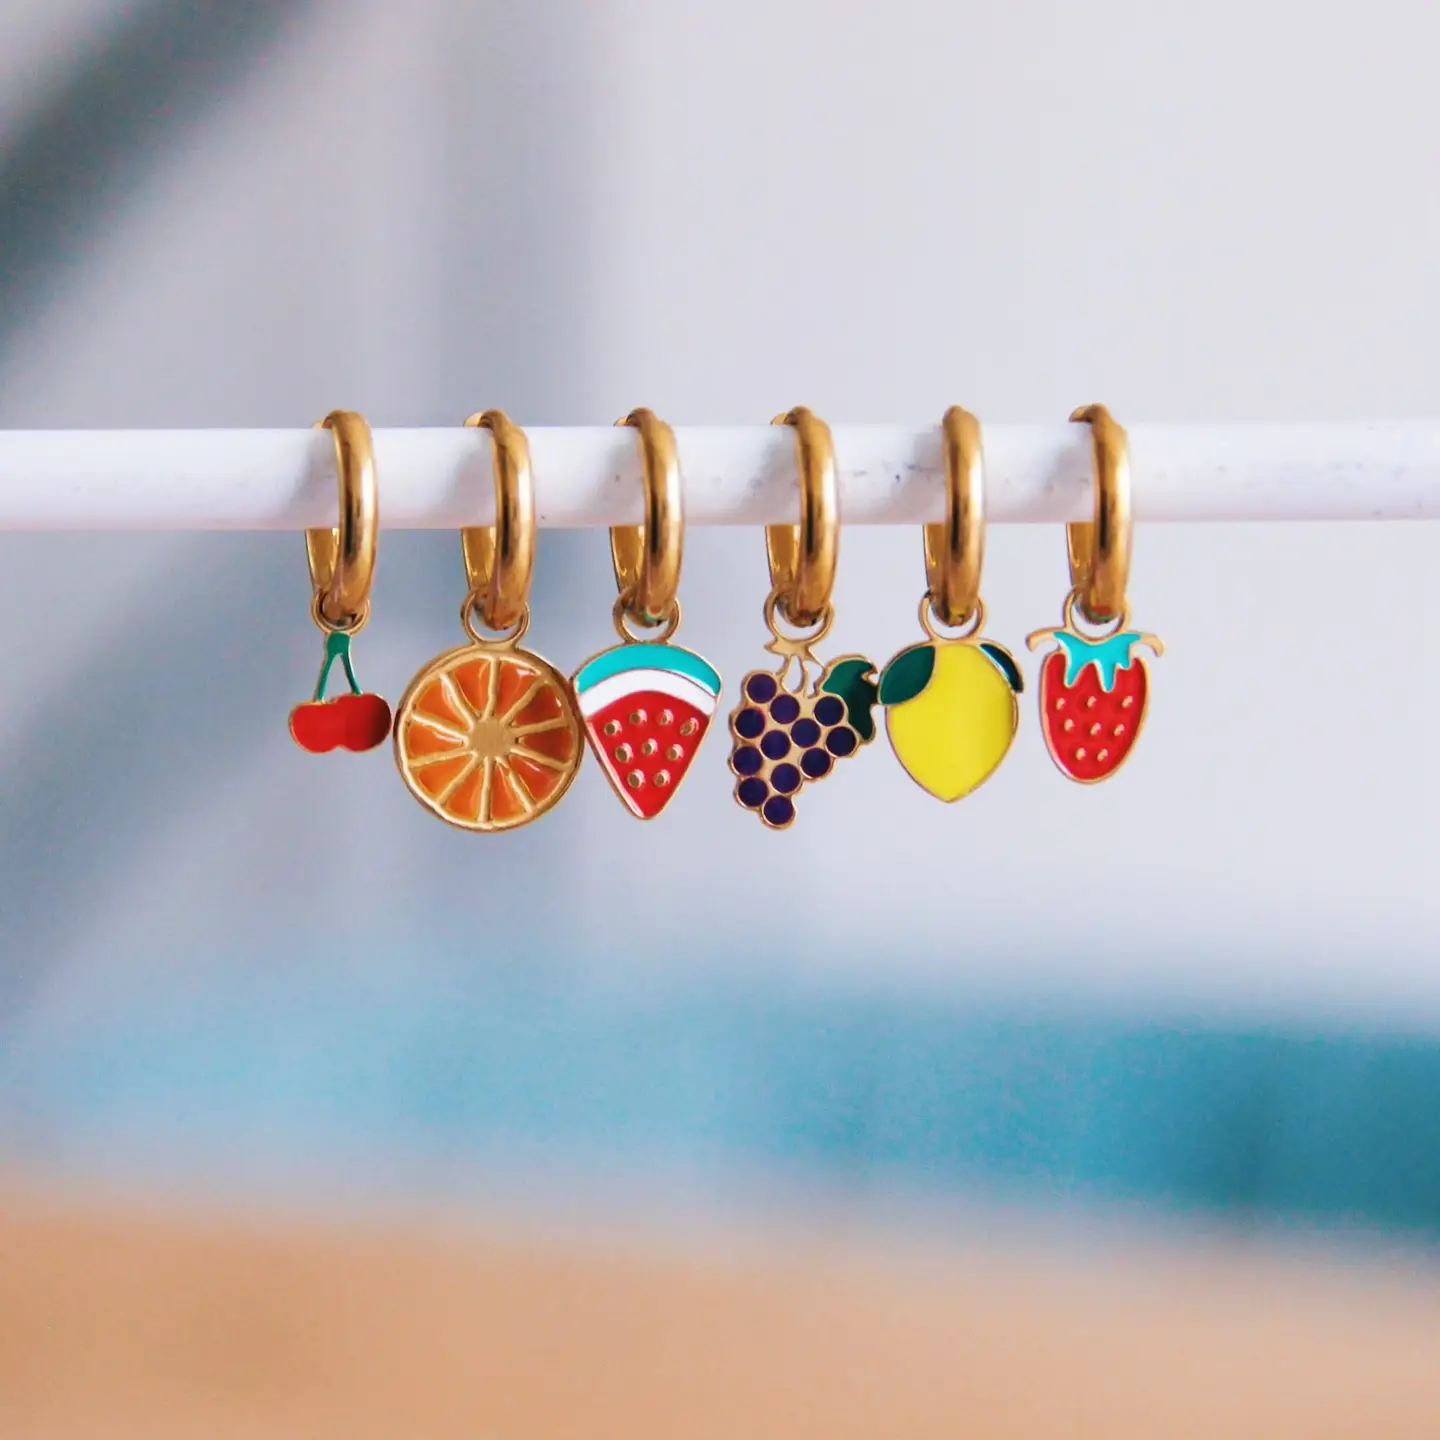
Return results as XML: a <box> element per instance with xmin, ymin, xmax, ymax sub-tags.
<box><xmin>576</xmin><ymin>668</ymin><xmax>719</xmax><ymax>720</ymax></box>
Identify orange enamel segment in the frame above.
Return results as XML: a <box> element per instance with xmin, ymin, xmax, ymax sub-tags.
<box><xmin>405</xmin><ymin>721</ymin><xmax>464</xmax><ymax>758</ymax></box>
<box><xmin>415</xmin><ymin>679</ymin><xmax>466</xmax><ymax>732</ymax></box>
<box><xmin>496</xmin><ymin>658</ymin><xmax>536</xmax><ymax>715</ymax></box>
<box><xmin>453</xmin><ymin>658</ymin><xmax>490</xmax><ymax>713</ymax></box>
<box><xmin>445</xmin><ymin>762</ymin><xmax>486</xmax><ymax>823</ymax></box>
<box><xmin>489</xmin><ymin>765</ymin><xmax>526</xmax><ymax>822</ymax></box>
<box><xmin>520</xmin><ymin>725</ymin><xmax>576</xmax><ymax>762</ymax></box>
<box><xmin>507</xmin><ymin>752</ymin><xmax>557</xmax><ymax>799</ymax></box>
<box><xmin>415</xmin><ymin>754</ymin><xmax>471</xmax><ymax>799</ymax></box>
<box><xmin>512</xmin><ymin>685</ymin><xmax>564</xmax><ymax>729</ymax></box>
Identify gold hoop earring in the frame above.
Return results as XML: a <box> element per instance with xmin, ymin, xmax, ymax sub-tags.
<box><xmin>1027</xmin><ymin>404</ymin><xmax>1164</xmax><ymax>784</ymax></box>
<box><xmin>877</xmin><ymin>406</ymin><xmax>1023</xmax><ymax>802</ymax></box>
<box><xmin>726</xmin><ymin>407</ymin><xmax>877</xmax><ymax>830</ymax></box>
<box><xmin>568</xmin><ymin>409</ymin><xmax>722</xmax><ymax>820</ymax></box>
<box><xmin>289</xmin><ymin>410</ymin><xmax>392</xmax><ymax>753</ymax></box>
<box><xmin>392</xmin><ymin>409</ymin><xmax>583</xmax><ymax>831</ymax></box>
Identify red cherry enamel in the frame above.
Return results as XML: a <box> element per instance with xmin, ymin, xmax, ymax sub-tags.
<box><xmin>289</xmin><ymin>693</ymin><xmax>393</xmax><ymax>753</ymax></box>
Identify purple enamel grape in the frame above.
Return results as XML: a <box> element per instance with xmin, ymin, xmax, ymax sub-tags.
<box><xmin>825</xmin><ymin>725</ymin><xmax>858</xmax><ymax>758</ymax></box>
<box><xmin>762</xmin><ymin>795</ymin><xmax>795</xmax><ymax>827</ymax></box>
<box><xmin>737</xmin><ymin>777</ymin><xmax>769</xmax><ymax>809</ymax></box>
<box><xmin>791</xmin><ymin>717</ymin><xmax>821</xmax><ymax>747</ymax></box>
<box><xmin>745</xmin><ymin>673</ymin><xmax>778</xmax><ymax>703</ymax></box>
<box><xmin>770</xmin><ymin>763</ymin><xmax>801</xmax><ymax>795</ymax></box>
<box><xmin>733</xmin><ymin>707</ymin><xmax>765</xmax><ymax>740</ymax></box>
<box><xmin>760</xmin><ymin>730</ymin><xmax>791</xmax><ymax>761</ymax></box>
<box><xmin>800</xmin><ymin>747</ymin><xmax>832</xmax><ymax>779</ymax></box>
<box><xmin>732</xmin><ymin>746</ymin><xmax>763</xmax><ymax>777</ymax></box>
<box><xmin>769</xmin><ymin>693</ymin><xmax>801</xmax><ymax>725</ymax></box>
<box><xmin>813</xmin><ymin>695</ymin><xmax>845</xmax><ymax>727</ymax></box>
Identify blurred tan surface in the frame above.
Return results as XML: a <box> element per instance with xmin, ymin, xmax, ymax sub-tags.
<box><xmin>0</xmin><ymin>1188</ymin><xmax>1438</xmax><ymax>1438</ymax></box>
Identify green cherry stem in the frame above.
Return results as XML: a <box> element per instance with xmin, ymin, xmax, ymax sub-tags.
<box><xmin>313</xmin><ymin>631</ymin><xmax>363</xmax><ymax>701</ymax></box>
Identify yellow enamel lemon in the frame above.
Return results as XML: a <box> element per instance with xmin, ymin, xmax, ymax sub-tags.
<box><xmin>880</xmin><ymin>640</ymin><xmax>1021</xmax><ymax>801</ymax></box>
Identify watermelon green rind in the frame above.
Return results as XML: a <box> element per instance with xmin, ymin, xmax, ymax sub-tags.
<box><xmin>575</xmin><ymin>666</ymin><xmax>719</xmax><ymax>720</ymax></box>
<box><xmin>573</xmin><ymin>643</ymin><xmax>721</xmax><ymax>698</ymax></box>
<box><xmin>877</xmin><ymin>645</ymin><xmax>934</xmax><ymax>706</ymax></box>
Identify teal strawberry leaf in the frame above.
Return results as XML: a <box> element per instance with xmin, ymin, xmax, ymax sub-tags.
<box><xmin>878</xmin><ymin>644</ymin><xmax>934</xmax><ymax>706</ymax></box>
<box><xmin>1055</xmin><ymin>631</ymin><xmax>1145</xmax><ymax>691</ymax></box>
<box><xmin>979</xmin><ymin>642</ymin><xmax>1024</xmax><ymax>693</ymax></box>
<box><xmin>820</xmin><ymin>656</ymin><xmax>879</xmax><ymax>742</ymax></box>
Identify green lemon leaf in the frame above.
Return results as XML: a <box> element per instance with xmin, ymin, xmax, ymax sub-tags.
<box><xmin>979</xmin><ymin>641</ymin><xmax>1024</xmax><ymax>694</ymax></box>
<box><xmin>878</xmin><ymin>644</ymin><xmax>935</xmax><ymax>706</ymax></box>
<box><xmin>820</xmin><ymin>656</ymin><xmax>879</xmax><ymax>742</ymax></box>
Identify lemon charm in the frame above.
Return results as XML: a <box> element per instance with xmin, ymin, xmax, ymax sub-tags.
<box><xmin>879</xmin><ymin>598</ymin><xmax>1022</xmax><ymax>802</ymax></box>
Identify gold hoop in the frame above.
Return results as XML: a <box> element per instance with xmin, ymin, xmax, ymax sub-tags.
<box><xmin>610</xmin><ymin>407</ymin><xmax>682</xmax><ymax>627</ymax></box>
<box><xmin>1068</xmin><ymin>403</ymin><xmax>1132</xmax><ymax>624</ymax></box>
<box><xmin>462</xmin><ymin>409</ymin><xmax>535</xmax><ymax>632</ymax></box>
<box><xmin>308</xmin><ymin>411</ymin><xmax>377</xmax><ymax>630</ymax></box>
<box><xmin>924</xmin><ymin>405</ymin><xmax>984</xmax><ymax>627</ymax></box>
<box><xmin>767</xmin><ymin>406</ymin><xmax>838</xmax><ymax>627</ymax></box>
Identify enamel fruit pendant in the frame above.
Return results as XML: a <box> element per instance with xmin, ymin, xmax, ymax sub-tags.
<box><xmin>292</xmin><ymin>410</ymin><xmax>391</xmax><ymax>754</ymax></box>
<box><xmin>878</xmin><ymin>406</ymin><xmax>1021</xmax><ymax>801</ymax></box>
<box><xmin>729</xmin><ymin>608</ymin><xmax>877</xmax><ymax>829</ymax></box>
<box><xmin>1027</xmin><ymin>596</ymin><xmax>1161</xmax><ymax>783</ymax></box>
<box><xmin>291</xmin><ymin>630</ymin><xmax>392</xmax><ymax>753</ymax></box>
<box><xmin>571</xmin><ymin>408</ymin><xmax>722</xmax><ymax>819</ymax></box>
<box><xmin>1030</xmin><ymin>402</ymin><xmax>1164</xmax><ymax>783</ymax></box>
<box><xmin>729</xmin><ymin>406</ymin><xmax>875</xmax><ymax>830</ymax></box>
<box><xmin>393</xmin><ymin>409</ymin><xmax>582</xmax><ymax>831</ymax></box>
<box><xmin>881</xmin><ymin>601</ymin><xmax>1022</xmax><ymax>800</ymax></box>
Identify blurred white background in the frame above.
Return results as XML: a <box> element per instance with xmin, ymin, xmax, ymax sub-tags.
<box><xmin>1</xmin><ymin>0</ymin><xmax>1439</xmax><ymax>1212</ymax></box>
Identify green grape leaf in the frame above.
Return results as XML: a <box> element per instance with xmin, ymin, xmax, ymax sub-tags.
<box><xmin>878</xmin><ymin>644</ymin><xmax>935</xmax><ymax>706</ymax></box>
<box><xmin>820</xmin><ymin>656</ymin><xmax>879</xmax><ymax>742</ymax></box>
<box><xmin>979</xmin><ymin>641</ymin><xmax>1024</xmax><ymax>694</ymax></box>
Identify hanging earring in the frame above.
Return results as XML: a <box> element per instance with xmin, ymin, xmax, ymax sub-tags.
<box><xmin>878</xmin><ymin>406</ymin><xmax>1022</xmax><ymax>800</ymax></box>
<box><xmin>1027</xmin><ymin>404</ymin><xmax>1164</xmax><ymax>783</ymax></box>
<box><xmin>570</xmin><ymin>409</ymin><xmax>722</xmax><ymax>819</ymax></box>
<box><xmin>727</xmin><ymin>407</ymin><xmax>878</xmax><ymax>830</ymax></box>
<box><xmin>392</xmin><ymin>409</ymin><xmax>583</xmax><ymax>830</ymax></box>
<box><xmin>289</xmin><ymin>410</ymin><xmax>392</xmax><ymax>753</ymax></box>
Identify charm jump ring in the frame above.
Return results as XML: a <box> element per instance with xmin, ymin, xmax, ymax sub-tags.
<box><xmin>1067</xmin><ymin>403</ymin><xmax>1133</xmax><ymax>624</ymax></box>
<box><xmin>462</xmin><ymin>408</ymin><xmax>535</xmax><ymax>632</ymax></box>
<box><xmin>308</xmin><ymin>410</ymin><xmax>377</xmax><ymax>631</ymax></box>
<box><xmin>767</xmin><ymin>406</ymin><xmax>838</xmax><ymax>628</ymax></box>
<box><xmin>924</xmin><ymin>405</ymin><xmax>985</xmax><ymax>628</ymax></box>
<box><xmin>611</xmin><ymin>407</ymin><xmax>682</xmax><ymax>628</ymax></box>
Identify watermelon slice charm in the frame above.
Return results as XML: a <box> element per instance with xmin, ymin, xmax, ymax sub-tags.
<box><xmin>1027</xmin><ymin>592</ymin><xmax>1163</xmax><ymax>784</ymax></box>
<box><xmin>571</xmin><ymin>642</ymin><xmax>723</xmax><ymax>819</ymax></box>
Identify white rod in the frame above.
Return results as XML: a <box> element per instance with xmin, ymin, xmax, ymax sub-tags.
<box><xmin>0</xmin><ymin>423</ymin><xmax>1435</xmax><ymax>530</ymax></box>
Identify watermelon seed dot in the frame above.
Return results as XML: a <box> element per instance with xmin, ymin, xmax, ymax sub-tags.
<box><xmin>641</xmin><ymin>739</ymin><xmax>658</xmax><ymax>756</ymax></box>
<box><xmin>614</xmin><ymin>744</ymin><xmax>632</xmax><ymax>762</ymax></box>
<box><xmin>655</xmin><ymin>770</ymin><xmax>671</xmax><ymax>787</ymax></box>
<box><xmin>680</xmin><ymin>718</ymin><xmax>698</xmax><ymax>736</ymax></box>
<box><xmin>659</xmin><ymin>709</ymin><xmax>673</xmax><ymax>726</ymax></box>
<box><xmin>626</xmin><ymin>770</ymin><xmax>645</xmax><ymax>788</ymax></box>
<box><xmin>629</xmin><ymin>709</ymin><xmax>647</xmax><ymax>726</ymax></box>
<box><xmin>603</xmin><ymin>720</ymin><xmax>621</xmax><ymax>736</ymax></box>
<box><xmin>667</xmin><ymin>744</ymin><xmax>683</xmax><ymax>761</ymax></box>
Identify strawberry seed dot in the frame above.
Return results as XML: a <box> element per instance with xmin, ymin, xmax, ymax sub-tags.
<box><xmin>1113</xmin><ymin>724</ymin><xmax>1125</xmax><ymax>737</ymax></box>
<box><xmin>1063</xmin><ymin>719</ymin><xmax>1075</xmax><ymax>732</ymax></box>
<box><xmin>1121</xmin><ymin>696</ymin><xmax>1134</xmax><ymax>709</ymax></box>
<box><xmin>1098</xmin><ymin>748</ymin><xmax>1109</xmax><ymax>762</ymax></box>
<box><xmin>1055</xmin><ymin>698</ymin><xmax>1066</xmax><ymax>711</ymax></box>
<box><xmin>1075</xmin><ymin>748</ymin><xmax>1087</xmax><ymax>760</ymax></box>
<box><xmin>1089</xmin><ymin>722</ymin><xmax>1101</xmax><ymax>736</ymax></box>
<box><xmin>1086</xmin><ymin>697</ymin><xmax>1097</xmax><ymax>709</ymax></box>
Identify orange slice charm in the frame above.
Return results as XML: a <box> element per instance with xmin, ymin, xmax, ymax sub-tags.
<box><xmin>394</xmin><ymin>642</ymin><xmax>582</xmax><ymax>832</ymax></box>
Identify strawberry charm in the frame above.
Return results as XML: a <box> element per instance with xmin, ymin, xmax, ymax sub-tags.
<box><xmin>1030</xmin><ymin>403</ymin><xmax>1164</xmax><ymax>784</ymax></box>
<box><xmin>1027</xmin><ymin>595</ymin><xmax>1162</xmax><ymax>783</ymax></box>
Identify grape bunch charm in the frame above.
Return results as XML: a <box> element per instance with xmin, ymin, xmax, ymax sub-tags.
<box><xmin>730</xmin><ymin>405</ymin><xmax>877</xmax><ymax>830</ymax></box>
<box><xmin>729</xmin><ymin>613</ymin><xmax>877</xmax><ymax>829</ymax></box>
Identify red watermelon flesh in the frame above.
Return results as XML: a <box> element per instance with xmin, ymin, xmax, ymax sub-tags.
<box><xmin>583</xmin><ymin>689</ymin><xmax>713</xmax><ymax>818</ymax></box>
